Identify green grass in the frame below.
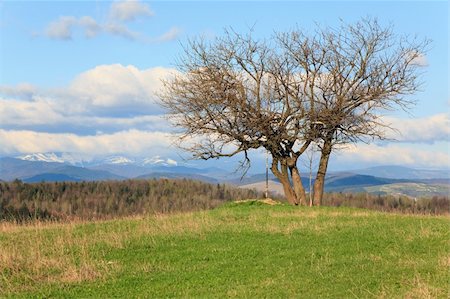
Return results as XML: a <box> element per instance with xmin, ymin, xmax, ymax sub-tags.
<box><xmin>1</xmin><ymin>202</ymin><xmax>449</xmax><ymax>298</ymax></box>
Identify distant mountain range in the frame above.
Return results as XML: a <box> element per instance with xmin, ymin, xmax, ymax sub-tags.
<box><xmin>1</xmin><ymin>153</ymin><xmax>449</xmax><ymax>197</ymax></box>
<box><xmin>344</xmin><ymin>165</ymin><xmax>450</xmax><ymax>180</ymax></box>
<box><xmin>15</xmin><ymin>152</ymin><xmax>180</xmax><ymax>168</ymax></box>
<box><xmin>0</xmin><ymin>154</ymin><xmax>226</xmax><ymax>183</ymax></box>
<box><xmin>0</xmin><ymin>157</ymin><xmax>125</xmax><ymax>182</ymax></box>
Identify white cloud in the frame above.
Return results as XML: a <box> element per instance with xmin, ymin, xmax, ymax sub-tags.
<box><xmin>0</xmin><ymin>129</ymin><xmax>176</xmax><ymax>157</ymax></box>
<box><xmin>155</xmin><ymin>27</ymin><xmax>182</xmax><ymax>42</ymax></box>
<box><xmin>45</xmin><ymin>16</ymin><xmax>103</xmax><ymax>40</ymax></box>
<box><xmin>336</xmin><ymin>143</ymin><xmax>449</xmax><ymax>169</ymax></box>
<box><xmin>0</xmin><ymin>98</ymin><xmax>64</xmax><ymax>125</ymax></box>
<box><xmin>45</xmin><ymin>15</ymin><xmax>138</xmax><ymax>41</ymax></box>
<box><xmin>384</xmin><ymin>113</ymin><xmax>450</xmax><ymax>143</ymax></box>
<box><xmin>109</xmin><ymin>0</ymin><xmax>154</xmax><ymax>22</ymax></box>
<box><xmin>69</xmin><ymin>64</ymin><xmax>178</xmax><ymax>109</ymax></box>
<box><xmin>78</xmin><ymin>16</ymin><xmax>101</xmax><ymax>38</ymax></box>
<box><xmin>103</xmin><ymin>22</ymin><xmax>140</xmax><ymax>40</ymax></box>
<box><xmin>0</xmin><ymin>83</ymin><xmax>37</xmax><ymax>99</ymax></box>
<box><xmin>45</xmin><ymin>16</ymin><xmax>77</xmax><ymax>40</ymax></box>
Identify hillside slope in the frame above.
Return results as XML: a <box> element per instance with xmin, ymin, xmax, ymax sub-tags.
<box><xmin>1</xmin><ymin>204</ymin><xmax>448</xmax><ymax>298</ymax></box>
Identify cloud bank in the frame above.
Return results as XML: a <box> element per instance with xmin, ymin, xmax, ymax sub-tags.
<box><xmin>384</xmin><ymin>114</ymin><xmax>450</xmax><ymax>143</ymax></box>
<box><xmin>0</xmin><ymin>129</ymin><xmax>176</xmax><ymax>157</ymax></box>
<box><xmin>0</xmin><ymin>64</ymin><xmax>177</xmax><ymax>135</ymax></box>
<box><xmin>337</xmin><ymin>143</ymin><xmax>449</xmax><ymax>169</ymax></box>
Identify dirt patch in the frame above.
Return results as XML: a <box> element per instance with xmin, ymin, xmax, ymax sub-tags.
<box><xmin>233</xmin><ymin>198</ymin><xmax>281</xmax><ymax>205</ymax></box>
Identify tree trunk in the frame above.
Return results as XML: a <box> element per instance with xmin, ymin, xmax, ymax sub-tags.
<box><xmin>279</xmin><ymin>176</ymin><xmax>299</xmax><ymax>205</ymax></box>
<box><xmin>280</xmin><ymin>160</ymin><xmax>299</xmax><ymax>205</ymax></box>
<box><xmin>313</xmin><ymin>139</ymin><xmax>332</xmax><ymax>206</ymax></box>
<box><xmin>290</xmin><ymin>166</ymin><xmax>307</xmax><ymax>205</ymax></box>
<box><xmin>271</xmin><ymin>157</ymin><xmax>299</xmax><ymax>205</ymax></box>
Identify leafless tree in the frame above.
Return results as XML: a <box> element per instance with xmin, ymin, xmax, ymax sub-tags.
<box><xmin>277</xmin><ymin>18</ymin><xmax>429</xmax><ymax>205</ymax></box>
<box><xmin>160</xmin><ymin>19</ymin><xmax>428</xmax><ymax>206</ymax></box>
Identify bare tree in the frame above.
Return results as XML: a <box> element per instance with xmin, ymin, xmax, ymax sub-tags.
<box><xmin>160</xmin><ymin>19</ymin><xmax>428</xmax><ymax>206</ymax></box>
<box><xmin>277</xmin><ymin>18</ymin><xmax>429</xmax><ymax>205</ymax></box>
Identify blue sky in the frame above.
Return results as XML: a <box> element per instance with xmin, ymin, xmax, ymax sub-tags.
<box><xmin>0</xmin><ymin>1</ymin><xmax>448</xmax><ymax>172</ymax></box>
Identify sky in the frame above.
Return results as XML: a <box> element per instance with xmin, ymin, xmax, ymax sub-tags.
<box><xmin>0</xmin><ymin>0</ymin><xmax>449</xmax><ymax>172</ymax></box>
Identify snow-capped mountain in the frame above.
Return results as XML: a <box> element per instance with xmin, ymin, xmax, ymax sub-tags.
<box><xmin>141</xmin><ymin>156</ymin><xmax>178</xmax><ymax>166</ymax></box>
<box><xmin>18</xmin><ymin>153</ymin><xmax>65</xmax><ymax>163</ymax></box>
<box><xmin>16</xmin><ymin>152</ymin><xmax>90</xmax><ymax>166</ymax></box>
<box><xmin>95</xmin><ymin>155</ymin><xmax>178</xmax><ymax>167</ymax></box>
<box><xmin>14</xmin><ymin>152</ymin><xmax>180</xmax><ymax>168</ymax></box>
<box><xmin>101</xmin><ymin>156</ymin><xmax>135</xmax><ymax>165</ymax></box>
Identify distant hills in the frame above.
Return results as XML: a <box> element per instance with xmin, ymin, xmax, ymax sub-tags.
<box><xmin>237</xmin><ymin>172</ymin><xmax>449</xmax><ymax>197</ymax></box>
<box><xmin>346</xmin><ymin>165</ymin><xmax>450</xmax><ymax>180</ymax></box>
<box><xmin>1</xmin><ymin>154</ymin><xmax>449</xmax><ymax>197</ymax></box>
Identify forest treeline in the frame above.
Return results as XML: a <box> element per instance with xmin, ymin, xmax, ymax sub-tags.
<box><xmin>0</xmin><ymin>179</ymin><xmax>259</xmax><ymax>222</ymax></box>
<box><xmin>0</xmin><ymin>179</ymin><xmax>448</xmax><ymax>222</ymax></box>
<box><xmin>322</xmin><ymin>193</ymin><xmax>449</xmax><ymax>215</ymax></box>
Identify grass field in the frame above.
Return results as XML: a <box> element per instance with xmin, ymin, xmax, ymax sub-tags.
<box><xmin>1</xmin><ymin>201</ymin><xmax>449</xmax><ymax>298</ymax></box>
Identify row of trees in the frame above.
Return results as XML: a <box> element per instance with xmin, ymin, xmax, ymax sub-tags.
<box><xmin>161</xmin><ymin>18</ymin><xmax>429</xmax><ymax>206</ymax></box>
<box><xmin>0</xmin><ymin>179</ymin><xmax>259</xmax><ymax>221</ymax></box>
<box><xmin>322</xmin><ymin>193</ymin><xmax>449</xmax><ymax>215</ymax></box>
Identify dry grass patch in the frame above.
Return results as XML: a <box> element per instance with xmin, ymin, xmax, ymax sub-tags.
<box><xmin>404</xmin><ymin>275</ymin><xmax>441</xmax><ymax>299</ymax></box>
<box><xmin>0</xmin><ymin>211</ymin><xmax>218</xmax><ymax>295</ymax></box>
<box><xmin>438</xmin><ymin>255</ymin><xmax>450</xmax><ymax>268</ymax></box>
<box><xmin>269</xmin><ymin>210</ymin><xmax>320</xmax><ymax>219</ymax></box>
<box><xmin>233</xmin><ymin>198</ymin><xmax>281</xmax><ymax>205</ymax></box>
<box><xmin>149</xmin><ymin>211</ymin><xmax>213</xmax><ymax>235</ymax></box>
<box><xmin>0</xmin><ymin>227</ymin><xmax>109</xmax><ymax>295</ymax></box>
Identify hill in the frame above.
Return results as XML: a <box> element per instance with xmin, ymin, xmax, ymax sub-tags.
<box><xmin>0</xmin><ymin>157</ymin><xmax>63</xmax><ymax>181</ymax></box>
<box><xmin>23</xmin><ymin>173</ymin><xmax>82</xmax><ymax>183</ymax></box>
<box><xmin>88</xmin><ymin>164</ymin><xmax>153</xmax><ymax>178</ymax></box>
<box><xmin>363</xmin><ymin>182</ymin><xmax>450</xmax><ymax>197</ymax></box>
<box><xmin>1</xmin><ymin>203</ymin><xmax>448</xmax><ymax>298</ymax></box>
<box><xmin>90</xmin><ymin>164</ymin><xmax>231</xmax><ymax>181</ymax></box>
<box><xmin>348</xmin><ymin>165</ymin><xmax>450</xmax><ymax>180</ymax></box>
